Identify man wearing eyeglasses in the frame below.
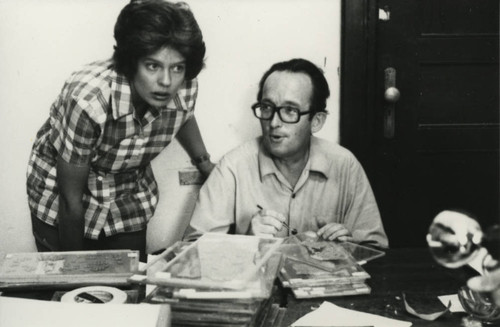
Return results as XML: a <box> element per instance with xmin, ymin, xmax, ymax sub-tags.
<box><xmin>185</xmin><ymin>58</ymin><xmax>388</xmax><ymax>249</ymax></box>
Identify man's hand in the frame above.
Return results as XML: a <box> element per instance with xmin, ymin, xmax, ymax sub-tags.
<box><xmin>250</xmin><ymin>208</ymin><xmax>286</xmax><ymax>237</ymax></box>
<box><xmin>317</xmin><ymin>223</ymin><xmax>353</xmax><ymax>242</ymax></box>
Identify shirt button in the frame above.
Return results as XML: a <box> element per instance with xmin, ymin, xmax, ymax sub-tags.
<box><xmin>97</xmin><ymin>176</ymin><xmax>103</xmax><ymax>181</ymax></box>
<box><xmin>151</xmin><ymin>197</ymin><xmax>157</xmax><ymax>205</ymax></box>
<box><xmin>291</xmin><ymin>193</ymin><xmax>296</xmax><ymax>199</ymax></box>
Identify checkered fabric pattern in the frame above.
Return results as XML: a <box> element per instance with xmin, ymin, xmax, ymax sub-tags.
<box><xmin>27</xmin><ymin>59</ymin><xmax>197</xmax><ymax>239</ymax></box>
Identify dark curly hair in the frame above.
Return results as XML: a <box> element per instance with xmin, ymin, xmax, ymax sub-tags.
<box><xmin>113</xmin><ymin>0</ymin><xmax>205</xmax><ymax>80</ymax></box>
<box><xmin>257</xmin><ymin>58</ymin><xmax>330</xmax><ymax>116</ymax></box>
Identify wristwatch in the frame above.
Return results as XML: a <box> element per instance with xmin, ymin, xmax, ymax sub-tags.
<box><xmin>191</xmin><ymin>153</ymin><xmax>211</xmax><ymax>166</ymax></box>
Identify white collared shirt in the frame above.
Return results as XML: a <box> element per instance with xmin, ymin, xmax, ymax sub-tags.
<box><xmin>187</xmin><ymin>136</ymin><xmax>389</xmax><ymax>248</ymax></box>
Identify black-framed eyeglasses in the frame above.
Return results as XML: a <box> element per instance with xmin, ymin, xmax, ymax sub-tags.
<box><xmin>251</xmin><ymin>102</ymin><xmax>313</xmax><ymax>124</ymax></box>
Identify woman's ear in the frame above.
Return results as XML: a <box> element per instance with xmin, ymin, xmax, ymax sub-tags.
<box><xmin>311</xmin><ymin>112</ymin><xmax>327</xmax><ymax>133</ymax></box>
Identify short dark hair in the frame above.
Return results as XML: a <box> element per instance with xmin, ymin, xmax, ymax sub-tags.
<box><xmin>257</xmin><ymin>58</ymin><xmax>330</xmax><ymax>116</ymax></box>
<box><xmin>113</xmin><ymin>0</ymin><xmax>205</xmax><ymax>80</ymax></box>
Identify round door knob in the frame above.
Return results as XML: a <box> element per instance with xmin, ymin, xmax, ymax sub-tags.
<box><xmin>384</xmin><ymin>86</ymin><xmax>400</xmax><ymax>103</ymax></box>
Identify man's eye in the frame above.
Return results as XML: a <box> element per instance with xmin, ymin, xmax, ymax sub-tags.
<box><xmin>261</xmin><ymin>104</ymin><xmax>274</xmax><ymax>112</ymax></box>
<box><xmin>171</xmin><ymin>65</ymin><xmax>186</xmax><ymax>73</ymax></box>
<box><xmin>282</xmin><ymin>106</ymin><xmax>299</xmax><ymax>114</ymax></box>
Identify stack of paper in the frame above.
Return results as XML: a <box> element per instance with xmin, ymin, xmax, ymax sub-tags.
<box><xmin>135</xmin><ymin>234</ymin><xmax>285</xmax><ymax>326</ymax></box>
<box><xmin>278</xmin><ymin>236</ymin><xmax>374</xmax><ymax>298</ymax></box>
<box><xmin>146</xmin><ymin>286</ymin><xmax>283</xmax><ymax>326</ymax></box>
<box><xmin>0</xmin><ymin>250</ymin><xmax>139</xmax><ymax>290</ymax></box>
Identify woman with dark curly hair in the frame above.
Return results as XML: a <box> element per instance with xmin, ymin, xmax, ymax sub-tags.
<box><xmin>26</xmin><ymin>0</ymin><xmax>213</xmax><ymax>261</ymax></box>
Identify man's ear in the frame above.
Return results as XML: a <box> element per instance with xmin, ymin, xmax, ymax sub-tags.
<box><xmin>311</xmin><ymin>112</ymin><xmax>327</xmax><ymax>133</ymax></box>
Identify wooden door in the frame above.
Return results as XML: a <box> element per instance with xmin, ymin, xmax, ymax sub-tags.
<box><xmin>341</xmin><ymin>0</ymin><xmax>499</xmax><ymax>247</ymax></box>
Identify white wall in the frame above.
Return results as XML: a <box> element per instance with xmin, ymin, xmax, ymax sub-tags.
<box><xmin>0</xmin><ymin>0</ymin><xmax>340</xmax><ymax>254</ymax></box>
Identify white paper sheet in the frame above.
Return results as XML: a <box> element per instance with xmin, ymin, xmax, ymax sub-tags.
<box><xmin>292</xmin><ymin>301</ymin><xmax>412</xmax><ymax>327</ymax></box>
<box><xmin>467</xmin><ymin>247</ymin><xmax>487</xmax><ymax>275</ymax></box>
<box><xmin>0</xmin><ymin>296</ymin><xmax>169</xmax><ymax>327</ymax></box>
<box><xmin>438</xmin><ymin>294</ymin><xmax>465</xmax><ymax>312</ymax></box>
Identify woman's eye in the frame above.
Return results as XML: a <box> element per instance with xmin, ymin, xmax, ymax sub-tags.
<box><xmin>171</xmin><ymin>65</ymin><xmax>186</xmax><ymax>73</ymax></box>
<box><xmin>145</xmin><ymin>63</ymin><xmax>159</xmax><ymax>71</ymax></box>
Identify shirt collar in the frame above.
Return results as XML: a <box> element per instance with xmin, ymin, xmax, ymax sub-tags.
<box><xmin>110</xmin><ymin>69</ymin><xmax>135</xmax><ymax>120</ymax></box>
<box><xmin>258</xmin><ymin>136</ymin><xmax>330</xmax><ymax>181</ymax></box>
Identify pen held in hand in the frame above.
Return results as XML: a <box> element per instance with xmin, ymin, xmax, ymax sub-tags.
<box><xmin>256</xmin><ymin>204</ymin><xmax>297</xmax><ymax>235</ymax></box>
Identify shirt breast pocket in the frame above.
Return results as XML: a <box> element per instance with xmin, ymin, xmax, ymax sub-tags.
<box><xmin>95</xmin><ymin>137</ymin><xmax>145</xmax><ymax>172</ymax></box>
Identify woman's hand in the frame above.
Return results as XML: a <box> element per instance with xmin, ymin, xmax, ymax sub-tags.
<box><xmin>197</xmin><ymin>160</ymin><xmax>215</xmax><ymax>177</ymax></box>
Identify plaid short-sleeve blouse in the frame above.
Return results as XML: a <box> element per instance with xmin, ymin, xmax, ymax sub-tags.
<box><xmin>27</xmin><ymin>59</ymin><xmax>198</xmax><ymax>239</ymax></box>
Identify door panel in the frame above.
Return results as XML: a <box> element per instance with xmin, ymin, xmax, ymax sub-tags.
<box><xmin>372</xmin><ymin>0</ymin><xmax>499</xmax><ymax>247</ymax></box>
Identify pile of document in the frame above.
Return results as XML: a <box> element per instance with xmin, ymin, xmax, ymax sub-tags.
<box><xmin>0</xmin><ymin>250</ymin><xmax>139</xmax><ymax>290</ymax></box>
<box><xmin>145</xmin><ymin>286</ymin><xmax>283</xmax><ymax>326</ymax></box>
<box><xmin>278</xmin><ymin>235</ymin><xmax>383</xmax><ymax>299</ymax></box>
<box><xmin>136</xmin><ymin>233</ymin><xmax>285</xmax><ymax>326</ymax></box>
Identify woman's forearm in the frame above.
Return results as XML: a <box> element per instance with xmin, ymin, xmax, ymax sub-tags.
<box><xmin>176</xmin><ymin>116</ymin><xmax>215</xmax><ymax>176</ymax></box>
<box><xmin>56</xmin><ymin>157</ymin><xmax>90</xmax><ymax>251</ymax></box>
<box><xmin>176</xmin><ymin>116</ymin><xmax>209</xmax><ymax>158</ymax></box>
<box><xmin>58</xmin><ymin>197</ymin><xmax>85</xmax><ymax>250</ymax></box>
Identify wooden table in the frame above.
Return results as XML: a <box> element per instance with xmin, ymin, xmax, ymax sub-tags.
<box><xmin>279</xmin><ymin>247</ymin><xmax>478</xmax><ymax>327</ymax></box>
